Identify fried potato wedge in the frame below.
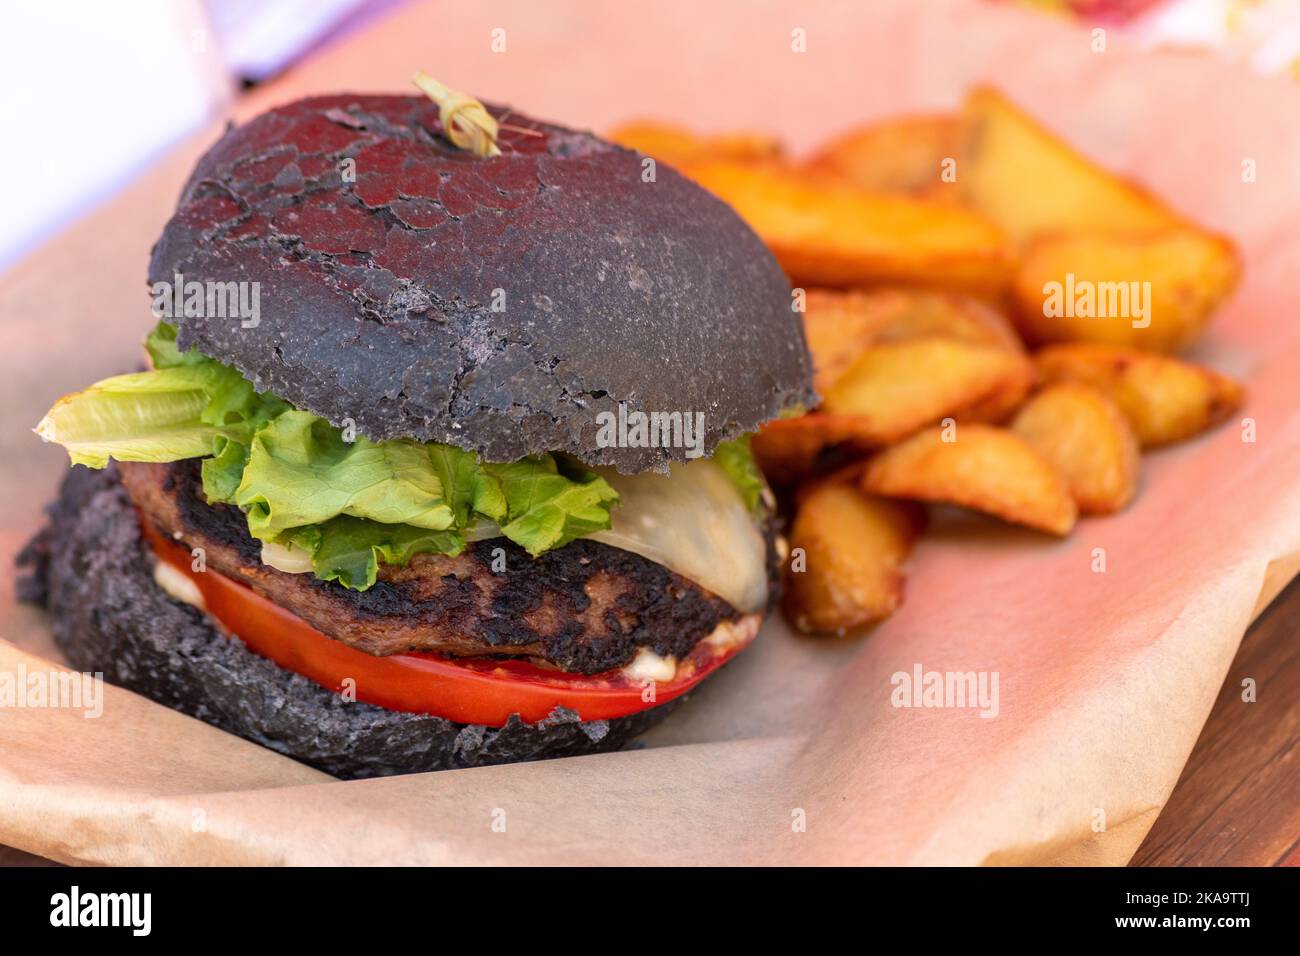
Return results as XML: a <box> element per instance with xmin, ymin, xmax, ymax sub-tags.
<box><xmin>804</xmin><ymin>114</ymin><xmax>960</xmax><ymax>194</ymax></box>
<box><xmin>863</xmin><ymin>291</ymin><xmax>1024</xmax><ymax>353</ymax></box>
<box><xmin>955</xmin><ymin>363</ymin><xmax>1036</xmax><ymax>425</ymax></box>
<box><xmin>821</xmin><ymin>337</ymin><xmax>1035</xmax><ymax>443</ymax></box>
<box><xmin>862</xmin><ymin>424</ymin><xmax>1077</xmax><ymax>535</ymax></box>
<box><xmin>802</xmin><ymin>288</ymin><xmax>1024</xmax><ymax>393</ymax></box>
<box><xmin>958</xmin><ymin>87</ymin><xmax>1181</xmax><ymax>243</ymax></box>
<box><xmin>801</xmin><ymin>290</ymin><xmax>895</xmax><ymax>393</ymax></box>
<box><xmin>783</xmin><ymin>481</ymin><xmax>920</xmax><ymax>634</ymax></box>
<box><xmin>1010</xmin><ymin>229</ymin><xmax>1242</xmax><ymax>353</ymax></box>
<box><xmin>751</xmin><ymin>414</ymin><xmax>882</xmax><ymax>487</ymax></box>
<box><xmin>1011</xmin><ymin>384</ymin><xmax>1140</xmax><ymax>514</ymax></box>
<box><xmin>1034</xmin><ymin>343</ymin><xmax>1245</xmax><ymax>447</ymax></box>
<box><xmin>605</xmin><ymin>120</ymin><xmax>782</xmax><ymax>167</ymax></box>
<box><xmin>682</xmin><ymin>159</ymin><xmax>1013</xmax><ymax>292</ymax></box>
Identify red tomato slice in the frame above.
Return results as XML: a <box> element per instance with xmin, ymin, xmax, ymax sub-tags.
<box><xmin>141</xmin><ymin>518</ymin><xmax>758</xmax><ymax>727</ymax></box>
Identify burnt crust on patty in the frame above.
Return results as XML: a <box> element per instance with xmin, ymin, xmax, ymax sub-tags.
<box><xmin>117</xmin><ymin>459</ymin><xmax>778</xmax><ymax>674</ymax></box>
<box><xmin>17</xmin><ymin>465</ymin><xmax>681</xmax><ymax>778</ymax></box>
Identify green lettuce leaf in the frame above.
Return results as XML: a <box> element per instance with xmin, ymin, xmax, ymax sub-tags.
<box><xmin>235</xmin><ymin>410</ymin><xmax>457</xmax><ymax>539</ymax></box>
<box><xmin>484</xmin><ymin>455</ymin><xmax>620</xmax><ymax>556</ymax></box>
<box><xmin>200</xmin><ymin>437</ymin><xmax>249</xmax><ymax>503</ymax></box>
<box><xmin>199</xmin><ymin>377</ymin><xmax>290</xmax><ymax>506</ymax></box>
<box><xmin>38</xmin><ymin>323</ymin><xmax>290</xmax><ymax>477</ymax></box>
<box><xmin>34</xmin><ymin>365</ymin><xmax>244</xmax><ymax>469</ymax></box>
<box><xmin>147</xmin><ymin>323</ymin><xmax>291</xmax><ymax>505</ymax></box>
<box><xmin>428</xmin><ymin>444</ymin><xmax>506</xmax><ymax>526</ymax></box>
<box><xmin>271</xmin><ymin>451</ymin><xmax>619</xmax><ymax>585</ymax></box>
<box><xmin>35</xmin><ymin>322</ymin><xmax>624</xmax><ymax>589</ymax></box>
<box><xmin>147</xmin><ymin>322</ymin><xmax>289</xmax><ymax>434</ymax></box>
<box><xmin>283</xmin><ymin>517</ymin><xmax>464</xmax><ymax>590</ymax></box>
<box><xmin>713</xmin><ymin>435</ymin><xmax>767</xmax><ymax>515</ymax></box>
<box><xmin>144</xmin><ymin>321</ymin><xmax>207</xmax><ymax>369</ymax></box>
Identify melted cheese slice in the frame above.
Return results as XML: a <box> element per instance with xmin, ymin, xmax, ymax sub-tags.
<box><xmin>592</xmin><ymin>460</ymin><xmax>768</xmax><ymax>613</ymax></box>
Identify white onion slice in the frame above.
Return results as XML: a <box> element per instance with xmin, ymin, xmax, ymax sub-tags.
<box><xmin>260</xmin><ymin>539</ymin><xmax>315</xmax><ymax>574</ymax></box>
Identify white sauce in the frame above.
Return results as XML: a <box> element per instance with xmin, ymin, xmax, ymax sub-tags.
<box><xmin>703</xmin><ymin>614</ymin><xmax>762</xmax><ymax>652</ymax></box>
<box><xmin>153</xmin><ymin>560</ymin><xmax>205</xmax><ymax>609</ymax></box>
<box><xmin>622</xmin><ymin>647</ymin><xmax>678</xmax><ymax>682</ymax></box>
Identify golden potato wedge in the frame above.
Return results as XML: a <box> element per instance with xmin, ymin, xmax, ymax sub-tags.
<box><xmin>751</xmin><ymin>413</ymin><xmax>882</xmax><ymax>487</ymax></box>
<box><xmin>804</xmin><ymin>114</ymin><xmax>960</xmax><ymax>194</ymax></box>
<box><xmin>605</xmin><ymin>120</ymin><xmax>782</xmax><ymax>167</ymax></box>
<box><xmin>801</xmin><ymin>290</ymin><xmax>895</xmax><ymax>393</ymax></box>
<box><xmin>862</xmin><ymin>424</ymin><xmax>1077</xmax><ymax>535</ymax></box>
<box><xmin>1010</xmin><ymin>229</ymin><xmax>1242</xmax><ymax>353</ymax></box>
<box><xmin>954</xmin><ymin>360</ymin><xmax>1036</xmax><ymax>425</ymax></box>
<box><xmin>682</xmin><ymin>159</ymin><xmax>1014</xmax><ymax>293</ymax></box>
<box><xmin>865</xmin><ymin>291</ymin><xmax>1024</xmax><ymax>353</ymax></box>
<box><xmin>783</xmin><ymin>481</ymin><xmax>920</xmax><ymax>634</ymax></box>
<box><xmin>821</xmin><ymin>337</ymin><xmax>1035</xmax><ymax>444</ymax></box>
<box><xmin>1011</xmin><ymin>384</ymin><xmax>1140</xmax><ymax>514</ymax></box>
<box><xmin>958</xmin><ymin>87</ymin><xmax>1181</xmax><ymax>243</ymax></box>
<box><xmin>802</xmin><ymin>288</ymin><xmax>1025</xmax><ymax>393</ymax></box>
<box><xmin>1034</xmin><ymin>343</ymin><xmax>1245</xmax><ymax>447</ymax></box>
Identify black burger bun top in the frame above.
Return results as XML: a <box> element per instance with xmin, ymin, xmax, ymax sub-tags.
<box><xmin>149</xmin><ymin>94</ymin><xmax>815</xmax><ymax>472</ymax></box>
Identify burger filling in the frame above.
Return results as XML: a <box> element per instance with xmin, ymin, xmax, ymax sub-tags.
<box><xmin>117</xmin><ymin>458</ymin><xmax>760</xmax><ymax>673</ymax></box>
<box><xmin>139</xmin><ymin>507</ymin><xmax>761</xmax><ymax>726</ymax></box>
<box><xmin>35</xmin><ymin>322</ymin><xmax>776</xmax><ymax>724</ymax></box>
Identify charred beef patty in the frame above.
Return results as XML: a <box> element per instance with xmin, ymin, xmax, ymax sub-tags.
<box><xmin>117</xmin><ymin>459</ymin><xmax>775</xmax><ymax>674</ymax></box>
<box><xmin>18</xmin><ymin>465</ymin><xmax>676</xmax><ymax>778</ymax></box>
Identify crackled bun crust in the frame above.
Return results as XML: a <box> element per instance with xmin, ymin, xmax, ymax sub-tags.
<box><xmin>149</xmin><ymin>94</ymin><xmax>815</xmax><ymax>471</ymax></box>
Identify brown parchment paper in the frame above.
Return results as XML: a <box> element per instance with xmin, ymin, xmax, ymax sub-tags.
<box><xmin>2</xmin><ymin>0</ymin><xmax>1299</xmax><ymax>866</ymax></box>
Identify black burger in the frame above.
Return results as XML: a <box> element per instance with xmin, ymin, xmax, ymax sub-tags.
<box><xmin>20</xmin><ymin>91</ymin><xmax>814</xmax><ymax>778</ymax></box>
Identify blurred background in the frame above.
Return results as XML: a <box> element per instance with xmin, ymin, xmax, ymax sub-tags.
<box><xmin>1</xmin><ymin>0</ymin><xmax>1298</xmax><ymax>269</ymax></box>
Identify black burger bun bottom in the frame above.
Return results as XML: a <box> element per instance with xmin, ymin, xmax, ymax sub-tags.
<box><xmin>19</xmin><ymin>466</ymin><xmax>686</xmax><ymax>779</ymax></box>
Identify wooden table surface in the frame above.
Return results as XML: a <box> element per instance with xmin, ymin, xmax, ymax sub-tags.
<box><xmin>1130</xmin><ymin>575</ymin><xmax>1300</xmax><ymax>867</ymax></box>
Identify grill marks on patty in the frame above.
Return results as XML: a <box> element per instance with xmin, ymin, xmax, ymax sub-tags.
<box><xmin>118</xmin><ymin>460</ymin><xmax>747</xmax><ymax>674</ymax></box>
